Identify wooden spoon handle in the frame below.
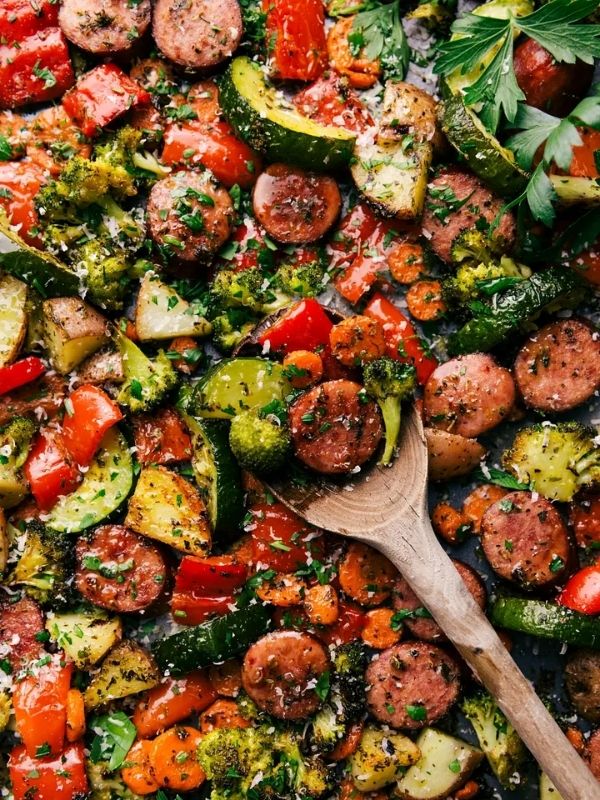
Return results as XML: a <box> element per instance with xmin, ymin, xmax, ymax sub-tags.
<box><xmin>369</xmin><ymin>518</ymin><xmax>600</xmax><ymax>800</ymax></box>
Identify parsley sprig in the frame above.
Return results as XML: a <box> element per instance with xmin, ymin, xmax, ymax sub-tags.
<box><xmin>351</xmin><ymin>0</ymin><xmax>409</xmax><ymax>81</ymax></box>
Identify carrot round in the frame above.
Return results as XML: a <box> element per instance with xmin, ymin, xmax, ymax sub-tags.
<box><xmin>361</xmin><ymin>607</ymin><xmax>402</xmax><ymax>649</ymax></box>
<box><xmin>283</xmin><ymin>350</ymin><xmax>324</xmax><ymax>389</ymax></box>
<box><xmin>199</xmin><ymin>699</ymin><xmax>251</xmax><ymax>734</ymax></box>
<box><xmin>338</xmin><ymin>542</ymin><xmax>398</xmax><ymax>606</ymax></box>
<box><xmin>389</xmin><ymin>242</ymin><xmax>426</xmax><ymax>285</ymax></box>
<box><xmin>431</xmin><ymin>502</ymin><xmax>471</xmax><ymax>544</ymax></box>
<box><xmin>65</xmin><ymin>688</ymin><xmax>85</xmax><ymax>743</ymax></box>
<box><xmin>256</xmin><ymin>573</ymin><xmax>306</xmax><ymax>606</ymax></box>
<box><xmin>406</xmin><ymin>280</ymin><xmax>446</xmax><ymax>322</ymax></box>
<box><xmin>327</xmin><ymin>17</ymin><xmax>381</xmax><ymax>89</ymax></box>
<box><xmin>329</xmin><ymin>721</ymin><xmax>364</xmax><ymax>762</ymax></box>
<box><xmin>228</xmin><ymin>534</ymin><xmax>255</xmax><ymax>565</ymax></box>
<box><xmin>209</xmin><ymin>660</ymin><xmax>243</xmax><ymax>698</ymax></box>
<box><xmin>462</xmin><ymin>484</ymin><xmax>508</xmax><ymax>534</ymax></box>
<box><xmin>121</xmin><ymin>740</ymin><xmax>159</xmax><ymax>796</ymax></box>
<box><xmin>455</xmin><ymin>780</ymin><xmax>480</xmax><ymax>800</ymax></box>
<box><xmin>329</xmin><ymin>315</ymin><xmax>386</xmax><ymax>367</ymax></box>
<box><xmin>304</xmin><ymin>584</ymin><xmax>339</xmax><ymax>625</ymax></box>
<box><xmin>150</xmin><ymin>726</ymin><xmax>205</xmax><ymax>792</ymax></box>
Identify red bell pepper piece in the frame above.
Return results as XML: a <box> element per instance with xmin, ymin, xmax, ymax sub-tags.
<box><xmin>569</xmin><ymin>128</ymin><xmax>600</xmax><ymax>179</ymax></box>
<box><xmin>0</xmin><ymin>356</ymin><xmax>45</xmax><ymax>396</ymax></box>
<box><xmin>24</xmin><ymin>429</ymin><xmax>80</xmax><ymax>512</ymax></box>
<box><xmin>293</xmin><ymin>72</ymin><xmax>373</xmax><ymax>133</ymax></box>
<box><xmin>220</xmin><ymin>219</ymin><xmax>271</xmax><ymax>272</ymax></box>
<box><xmin>60</xmin><ymin>384</ymin><xmax>123</xmax><ymax>467</ymax></box>
<box><xmin>133</xmin><ymin>671</ymin><xmax>217</xmax><ymax>738</ymax></box>
<box><xmin>0</xmin><ymin>160</ymin><xmax>46</xmax><ymax>244</ymax></box>
<box><xmin>0</xmin><ymin>28</ymin><xmax>74</xmax><ymax>110</ymax></box>
<box><xmin>0</xmin><ymin>0</ymin><xmax>59</xmax><ymax>43</ymax></box>
<box><xmin>335</xmin><ymin>222</ymin><xmax>403</xmax><ymax>305</ymax></box>
<box><xmin>175</xmin><ymin>556</ymin><xmax>248</xmax><ymax>596</ymax></box>
<box><xmin>12</xmin><ymin>659</ymin><xmax>73</xmax><ymax>758</ymax></box>
<box><xmin>171</xmin><ymin>592</ymin><xmax>236</xmax><ymax>625</ymax></box>
<box><xmin>327</xmin><ymin>203</ymin><xmax>383</xmax><ymax>271</ymax></box>
<box><xmin>364</xmin><ymin>293</ymin><xmax>438</xmax><ymax>385</ymax></box>
<box><xmin>318</xmin><ymin>601</ymin><xmax>365</xmax><ymax>645</ymax></box>
<box><xmin>132</xmin><ymin>408</ymin><xmax>192</xmax><ymax>466</ymax></box>
<box><xmin>257</xmin><ymin>298</ymin><xmax>333</xmax><ymax>355</ymax></box>
<box><xmin>248</xmin><ymin>501</ymin><xmax>323</xmax><ymax>572</ymax></box>
<box><xmin>569</xmin><ymin>492</ymin><xmax>600</xmax><ymax>549</ymax></box>
<box><xmin>263</xmin><ymin>0</ymin><xmax>328</xmax><ymax>82</ymax></box>
<box><xmin>559</xmin><ymin>565</ymin><xmax>600</xmax><ymax>615</ymax></box>
<box><xmin>62</xmin><ymin>64</ymin><xmax>150</xmax><ymax>138</ymax></box>
<box><xmin>9</xmin><ymin>742</ymin><xmax>88</xmax><ymax>800</ymax></box>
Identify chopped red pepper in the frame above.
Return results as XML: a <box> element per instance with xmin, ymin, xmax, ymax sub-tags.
<box><xmin>263</xmin><ymin>0</ymin><xmax>328</xmax><ymax>82</ymax></box>
<box><xmin>24</xmin><ymin>429</ymin><xmax>80</xmax><ymax>512</ymax></box>
<box><xmin>334</xmin><ymin>223</ymin><xmax>403</xmax><ymax>305</ymax></box>
<box><xmin>0</xmin><ymin>158</ymin><xmax>46</xmax><ymax>244</ymax></box>
<box><xmin>0</xmin><ymin>0</ymin><xmax>58</xmax><ymax>43</ymax></box>
<box><xmin>0</xmin><ymin>356</ymin><xmax>45</xmax><ymax>396</ymax></box>
<box><xmin>569</xmin><ymin>128</ymin><xmax>600</xmax><ymax>179</ymax></box>
<box><xmin>60</xmin><ymin>384</ymin><xmax>123</xmax><ymax>467</ymax></box>
<box><xmin>559</xmin><ymin>566</ymin><xmax>600</xmax><ymax>615</ymax></box>
<box><xmin>132</xmin><ymin>408</ymin><xmax>192</xmax><ymax>466</ymax></box>
<box><xmin>293</xmin><ymin>72</ymin><xmax>373</xmax><ymax>133</ymax></box>
<box><xmin>62</xmin><ymin>64</ymin><xmax>150</xmax><ymax>138</ymax></box>
<box><xmin>364</xmin><ymin>292</ymin><xmax>438</xmax><ymax>385</ymax></box>
<box><xmin>249</xmin><ymin>501</ymin><xmax>324</xmax><ymax>572</ymax></box>
<box><xmin>220</xmin><ymin>219</ymin><xmax>271</xmax><ymax>272</ymax></box>
<box><xmin>133</xmin><ymin>672</ymin><xmax>217</xmax><ymax>738</ymax></box>
<box><xmin>171</xmin><ymin>592</ymin><xmax>236</xmax><ymax>625</ymax></box>
<box><xmin>328</xmin><ymin>203</ymin><xmax>383</xmax><ymax>272</ymax></box>
<box><xmin>257</xmin><ymin>298</ymin><xmax>334</xmax><ymax>355</ymax></box>
<box><xmin>0</xmin><ymin>28</ymin><xmax>74</xmax><ymax>110</ymax></box>
<box><xmin>9</xmin><ymin>742</ymin><xmax>88</xmax><ymax>800</ymax></box>
<box><xmin>175</xmin><ymin>556</ymin><xmax>248</xmax><ymax>596</ymax></box>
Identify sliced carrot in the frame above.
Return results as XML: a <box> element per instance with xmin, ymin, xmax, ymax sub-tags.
<box><xmin>65</xmin><ymin>688</ymin><xmax>85</xmax><ymax>743</ymax></box>
<box><xmin>329</xmin><ymin>721</ymin><xmax>364</xmax><ymax>762</ymax></box>
<box><xmin>282</xmin><ymin>350</ymin><xmax>324</xmax><ymax>389</ymax></box>
<box><xmin>338</xmin><ymin>542</ymin><xmax>398</xmax><ymax>606</ymax></box>
<box><xmin>256</xmin><ymin>573</ymin><xmax>306</xmax><ymax>607</ymax></box>
<box><xmin>329</xmin><ymin>315</ymin><xmax>386</xmax><ymax>367</ymax></box>
<box><xmin>388</xmin><ymin>242</ymin><xmax>426</xmax><ymax>284</ymax></box>
<box><xmin>431</xmin><ymin>503</ymin><xmax>471</xmax><ymax>544</ymax></box>
<box><xmin>121</xmin><ymin>319</ymin><xmax>138</xmax><ymax>342</ymax></box>
<box><xmin>121</xmin><ymin>740</ymin><xmax>160</xmax><ymax>796</ymax></box>
<box><xmin>133</xmin><ymin>672</ymin><xmax>216</xmax><ymax>739</ymax></box>
<box><xmin>462</xmin><ymin>484</ymin><xmax>508</xmax><ymax>534</ymax></box>
<box><xmin>227</xmin><ymin>534</ymin><xmax>255</xmax><ymax>566</ymax></box>
<box><xmin>150</xmin><ymin>726</ymin><xmax>205</xmax><ymax>792</ymax></box>
<box><xmin>199</xmin><ymin>699</ymin><xmax>251</xmax><ymax>734</ymax></box>
<box><xmin>405</xmin><ymin>280</ymin><xmax>446</xmax><ymax>322</ymax></box>
<box><xmin>455</xmin><ymin>780</ymin><xmax>480</xmax><ymax>800</ymax></box>
<box><xmin>566</xmin><ymin>726</ymin><xmax>586</xmax><ymax>755</ymax></box>
<box><xmin>304</xmin><ymin>583</ymin><xmax>339</xmax><ymax>625</ymax></box>
<box><xmin>327</xmin><ymin>18</ymin><xmax>381</xmax><ymax>89</ymax></box>
<box><xmin>209</xmin><ymin>660</ymin><xmax>243</xmax><ymax>698</ymax></box>
<box><xmin>168</xmin><ymin>336</ymin><xmax>201</xmax><ymax>375</ymax></box>
<box><xmin>361</xmin><ymin>607</ymin><xmax>402</xmax><ymax>649</ymax></box>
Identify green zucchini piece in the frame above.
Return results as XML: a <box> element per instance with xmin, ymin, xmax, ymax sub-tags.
<box><xmin>220</xmin><ymin>56</ymin><xmax>356</xmax><ymax>171</ymax></box>
<box><xmin>550</xmin><ymin>176</ymin><xmax>600</xmax><ymax>205</ymax></box>
<box><xmin>191</xmin><ymin>357</ymin><xmax>292</xmax><ymax>419</ymax></box>
<box><xmin>153</xmin><ymin>603</ymin><xmax>272</xmax><ymax>675</ymax></box>
<box><xmin>182</xmin><ymin>414</ymin><xmax>244</xmax><ymax>538</ymax></box>
<box><xmin>491</xmin><ymin>597</ymin><xmax>600</xmax><ymax>648</ymax></box>
<box><xmin>46</xmin><ymin>428</ymin><xmax>133</xmax><ymax>533</ymax></box>
<box><xmin>447</xmin><ymin>267</ymin><xmax>585</xmax><ymax>355</ymax></box>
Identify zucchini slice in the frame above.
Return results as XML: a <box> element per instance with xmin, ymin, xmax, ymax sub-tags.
<box><xmin>550</xmin><ymin>176</ymin><xmax>600</xmax><ymax>205</ymax></box>
<box><xmin>46</xmin><ymin>428</ymin><xmax>133</xmax><ymax>533</ymax></box>
<box><xmin>491</xmin><ymin>597</ymin><xmax>600</xmax><ymax>648</ymax></box>
<box><xmin>0</xmin><ymin>275</ymin><xmax>27</xmax><ymax>368</ymax></box>
<box><xmin>220</xmin><ymin>56</ymin><xmax>356</xmax><ymax>171</ymax></box>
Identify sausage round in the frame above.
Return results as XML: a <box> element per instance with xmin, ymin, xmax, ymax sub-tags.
<box><xmin>366</xmin><ymin>641</ymin><xmax>461</xmax><ymax>729</ymax></box>
<box><xmin>423</xmin><ymin>353</ymin><xmax>516</xmax><ymax>438</ymax></box>
<box><xmin>152</xmin><ymin>0</ymin><xmax>242</xmax><ymax>69</ymax></box>
<box><xmin>565</xmin><ymin>649</ymin><xmax>600</xmax><ymax>722</ymax></box>
<box><xmin>481</xmin><ymin>491</ymin><xmax>571</xmax><ymax>588</ymax></box>
<box><xmin>252</xmin><ymin>164</ymin><xmax>342</xmax><ymax>245</ymax></box>
<box><xmin>75</xmin><ymin>525</ymin><xmax>168</xmax><ymax>613</ymax></box>
<box><xmin>514</xmin><ymin>319</ymin><xmax>600</xmax><ymax>413</ymax></box>
<box><xmin>513</xmin><ymin>38</ymin><xmax>594</xmax><ymax>117</ymax></box>
<box><xmin>241</xmin><ymin>631</ymin><xmax>329</xmax><ymax>720</ymax></box>
<box><xmin>0</xmin><ymin>597</ymin><xmax>44</xmax><ymax>670</ymax></box>
<box><xmin>59</xmin><ymin>0</ymin><xmax>151</xmax><ymax>55</ymax></box>
<box><xmin>289</xmin><ymin>379</ymin><xmax>383</xmax><ymax>475</ymax></box>
<box><xmin>393</xmin><ymin>561</ymin><xmax>486</xmax><ymax>642</ymax></box>
<box><xmin>422</xmin><ymin>169</ymin><xmax>516</xmax><ymax>263</ymax></box>
<box><xmin>147</xmin><ymin>171</ymin><xmax>234</xmax><ymax>262</ymax></box>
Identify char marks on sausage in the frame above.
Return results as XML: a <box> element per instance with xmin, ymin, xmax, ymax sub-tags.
<box><xmin>0</xmin><ymin>597</ymin><xmax>44</xmax><ymax>670</ymax></box>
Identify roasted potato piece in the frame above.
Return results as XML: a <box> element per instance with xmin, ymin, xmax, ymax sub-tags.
<box><xmin>351</xmin><ymin>725</ymin><xmax>421</xmax><ymax>791</ymax></box>
<box><xmin>425</xmin><ymin>428</ymin><xmax>486</xmax><ymax>482</ymax></box>
<box><xmin>0</xmin><ymin>275</ymin><xmax>27</xmax><ymax>367</ymax></box>
<box><xmin>379</xmin><ymin>81</ymin><xmax>442</xmax><ymax>150</ymax></box>
<box><xmin>83</xmin><ymin>640</ymin><xmax>160</xmax><ymax>711</ymax></box>
<box><xmin>46</xmin><ymin>607</ymin><xmax>123</xmax><ymax>669</ymax></box>
<box><xmin>135</xmin><ymin>273</ymin><xmax>211</xmax><ymax>342</ymax></box>
<box><xmin>42</xmin><ymin>297</ymin><xmax>109</xmax><ymax>374</ymax></box>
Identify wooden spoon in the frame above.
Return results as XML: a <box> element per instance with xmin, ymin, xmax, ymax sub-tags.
<box><xmin>267</xmin><ymin>403</ymin><xmax>600</xmax><ymax>800</ymax></box>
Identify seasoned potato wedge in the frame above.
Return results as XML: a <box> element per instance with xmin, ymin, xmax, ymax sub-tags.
<box><xmin>352</xmin><ymin>725</ymin><xmax>421</xmax><ymax>792</ymax></box>
<box><xmin>76</xmin><ymin>347</ymin><xmax>125</xmax><ymax>386</ymax></box>
<box><xmin>125</xmin><ymin>465</ymin><xmax>211</xmax><ymax>555</ymax></box>
<box><xmin>425</xmin><ymin>428</ymin><xmax>486</xmax><ymax>482</ymax></box>
<box><xmin>0</xmin><ymin>275</ymin><xmax>27</xmax><ymax>367</ymax></box>
<box><xmin>42</xmin><ymin>297</ymin><xmax>109</xmax><ymax>374</ymax></box>
<box><xmin>379</xmin><ymin>81</ymin><xmax>441</xmax><ymax>149</ymax></box>
<box><xmin>136</xmin><ymin>273</ymin><xmax>211</xmax><ymax>342</ymax></box>
<box><xmin>46</xmin><ymin>607</ymin><xmax>123</xmax><ymax>668</ymax></box>
<box><xmin>83</xmin><ymin>640</ymin><xmax>160</xmax><ymax>711</ymax></box>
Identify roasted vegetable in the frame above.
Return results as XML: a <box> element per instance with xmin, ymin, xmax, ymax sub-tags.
<box><xmin>115</xmin><ymin>333</ymin><xmax>177</xmax><ymax>413</ymax></box>
<box><xmin>84</xmin><ymin>641</ymin><xmax>160</xmax><ymax>711</ymax></box>
<box><xmin>351</xmin><ymin>724</ymin><xmax>421</xmax><ymax>791</ymax></box>
<box><xmin>46</xmin><ymin>607</ymin><xmax>123</xmax><ymax>668</ymax></box>
<box><xmin>211</xmin><ymin>267</ymin><xmax>289</xmax><ymax>316</ymax></box>
<box><xmin>135</xmin><ymin>273</ymin><xmax>211</xmax><ymax>342</ymax></box>
<box><xmin>363</xmin><ymin>357</ymin><xmax>416</xmax><ymax>464</ymax></box>
<box><xmin>229</xmin><ymin>407</ymin><xmax>291</xmax><ymax>474</ymax></box>
<box><xmin>0</xmin><ymin>275</ymin><xmax>28</xmax><ymax>368</ymax></box>
<box><xmin>8</xmin><ymin>522</ymin><xmax>73</xmax><ymax>606</ymax></box>
<box><xmin>42</xmin><ymin>296</ymin><xmax>109</xmax><ymax>374</ymax></box>
<box><xmin>0</xmin><ymin>417</ymin><xmax>37</xmax><ymax>509</ymax></box>
<box><xmin>87</xmin><ymin>760</ymin><xmax>146</xmax><ymax>800</ymax></box>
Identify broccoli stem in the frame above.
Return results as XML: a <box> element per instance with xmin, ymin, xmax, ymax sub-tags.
<box><xmin>377</xmin><ymin>396</ymin><xmax>402</xmax><ymax>465</ymax></box>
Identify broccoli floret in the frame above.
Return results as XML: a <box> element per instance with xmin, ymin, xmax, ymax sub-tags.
<box><xmin>116</xmin><ymin>332</ymin><xmax>177</xmax><ymax>413</ymax></box>
<box><xmin>72</xmin><ymin>238</ymin><xmax>131</xmax><ymax>311</ymax></box>
<box><xmin>443</xmin><ymin>258</ymin><xmax>531</xmax><ymax>307</ymax></box>
<box><xmin>450</xmin><ymin>229</ymin><xmax>503</xmax><ymax>266</ymax></box>
<box><xmin>275</xmin><ymin>253</ymin><xmax>327</xmax><ymax>298</ymax></box>
<box><xmin>8</xmin><ymin>521</ymin><xmax>73</xmax><ymax>606</ymax></box>
<box><xmin>229</xmin><ymin>408</ymin><xmax>291</xmax><ymax>474</ymax></box>
<box><xmin>363</xmin><ymin>357</ymin><xmax>417</xmax><ymax>465</ymax></box>
<box><xmin>87</xmin><ymin>761</ymin><xmax>146</xmax><ymax>800</ymax></box>
<box><xmin>94</xmin><ymin>126</ymin><xmax>169</xmax><ymax>184</ymax></box>
<box><xmin>0</xmin><ymin>417</ymin><xmax>37</xmax><ymax>509</ymax></box>
<box><xmin>211</xmin><ymin>267</ymin><xmax>291</xmax><ymax>317</ymax></box>
<box><xmin>461</xmin><ymin>691</ymin><xmax>526</xmax><ymax>788</ymax></box>
<box><xmin>311</xmin><ymin>702</ymin><xmax>347</xmax><ymax>751</ymax></box>
<box><xmin>502</xmin><ymin>422</ymin><xmax>600</xmax><ymax>503</ymax></box>
<box><xmin>211</xmin><ymin>308</ymin><xmax>258</xmax><ymax>353</ymax></box>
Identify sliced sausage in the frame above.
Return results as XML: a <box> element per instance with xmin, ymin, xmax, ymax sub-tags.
<box><xmin>241</xmin><ymin>631</ymin><xmax>329</xmax><ymax>720</ymax></box>
<box><xmin>253</xmin><ymin>164</ymin><xmax>342</xmax><ymax>245</ymax></box>
<box><xmin>289</xmin><ymin>379</ymin><xmax>383</xmax><ymax>475</ymax></box>
<box><xmin>0</xmin><ymin>374</ymin><xmax>66</xmax><ymax>427</ymax></box>
<box><xmin>565</xmin><ymin>650</ymin><xmax>600</xmax><ymax>722</ymax></box>
<box><xmin>569</xmin><ymin>492</ymin><xmax>600</xmax><ymax>549</ymax></box>
<box><xmin>366</xmin><ymin>641</ymin><xmax>461</xmax><ymax>730</ymax></box>
<box><xmin>422</xmin><ymin>169</ymin><xmax>516</xmax><ymax>263</ymax></box>
<box><xmin>514</xmin><ymin>319</ymin><xmax>600</xmax><ymax>413</ymax></box>
<box><xmin>393</xmin><ymin>561</ymin><xmax>486</xmax><ymax>642</ymax></box>
<box><xmin>481</xmin><ymin>491</ymin><xmax>570</xmax><ymax>588</ymax></box>
<box><xmin>0</xmin><ymin>597</ymin><xmax>44</xmax><ymax>670</ymax></box>
<box><xmin>147</xmin><ymin>171</ymin><xmax>234</xmax><ymax>263</ymax></box>
<box><xmin>513</xmin><ymin>38</ymin><xmax>594</xmax><ymax>117</ymax></box>
<box><xmin>423</xmin><ymin>353</ymin><xmax>516</xmax><ymax>438</ymax></box>
<box><xmin>152</xmin><ymin>0</ymin><xmax>242</xmax><ymax>69</ymax></box>
<box><xmin>75</xmin><ymin>525</ymin><xmax>168</xmax><ymax>613</ymax></box>
<box><xmin>59</xmin><ymin>0</ymin><xmax>151</xmax><ymax>55</ymax></box>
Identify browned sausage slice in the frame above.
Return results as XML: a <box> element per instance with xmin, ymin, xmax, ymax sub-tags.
<box><xmin>481</xmin><ymin>491</ymin><xmax>570</xmax><ymax>588</ymax></box>
<box><xmin>423</xmin><ymin>353</ymin><xmax>516</xmax><ymax>438</ymax></box>
<box><xmin>0</xmin><ymin>597</ymin><xmax>44</xmax><ymax>670</ymax></box>
<box><xmin>514</xmin><ymin>319</ymin><xmax>600</xmax><ymax>413</ymax></box>
<box><xmin>393</xmin><ymin>561</ymin><xmax>486</xmax><ymax>642</ymax></box>
<box><xmin>565</xmin><ymin>649</ymin><xmax>600</xmax><ymax>722</ymax></box>
<box><xmin>152</xmin><ymin>0</ymin><xmax>242</xmax><ymax>69</ymax></box>
<box><xmin>241</xmin><ymin>630</ymin><xmax>329</xmax><ymax>720</ymax></box>
<box><xmin>146</xmin><ymin>171</ymin><xmax>234</xmax><ymax>263</ymax></box>
<box><xmin>59</xmin><ymin>0</ymin><xmax>151</xmax><ymax>55</ymax></box>
<box><xmin>422</xmin><ymin>169</ymin><xmax>516</xmax><ymax>263</ymax></box>
<box><xmin>366</xmin><ymin>641</ymin><xmax>461</xmax><ymax>729</ymax></box>
<box><xmin>75</xmin><ymin>525</ymin><xmax>168</xmax><ymax>613</ymax></box>
<box><xmin>252</xmin><ymin>164</ymin><xmax>342</xmax><ymax>244</ymax></box>
<box><xmin>289</xmin><ymin>379</ymin><xmax>383</xmax><ymax>475</ymax></box>
<box><xmin>0</xmin><ymin>374</ymin><xmax>66</xmax><ymax>427</ymax></box>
